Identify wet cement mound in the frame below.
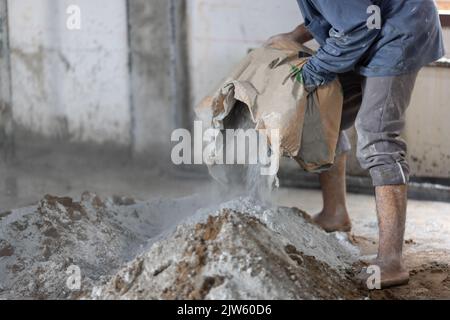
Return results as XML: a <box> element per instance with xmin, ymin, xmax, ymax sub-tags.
<box><xmin>0</xmin><ymin>193</ymin><xmax>366</xmax><ymax>300</ymax></box>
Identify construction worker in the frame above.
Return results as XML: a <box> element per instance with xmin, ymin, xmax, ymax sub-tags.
<box><xmin>268</xmin><ymin>0</ymin><xmax>444</xmax><ymax>288</ymax></box>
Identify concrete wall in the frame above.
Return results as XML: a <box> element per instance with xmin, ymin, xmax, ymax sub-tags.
<box><xmin>402</xmin><ymin>29</ymin><xmax>450</xmax><ymax>178</ymax></box>
<box><xmin>404</xmin><ymin>65</ymin><xmax>450</xmax><ymax>178</ymax></box>
<box><xmin>0</xmin><ymin>0</ymin><xmax>14</xmax><ymax>159</ymax></box>
<box><xmin>6</xmin><ymin>0</ymin><xmax>181</xmax><ymax>156</ymax></box>
<box><xmin>404</xmin><ymin>28</ymin><xmax>450</xmax><ymax>178</ymax></box>
<box><xmin>8</xmin><ymin>0</ymin><xmax>131</xmax><ymax>145</ymax></box>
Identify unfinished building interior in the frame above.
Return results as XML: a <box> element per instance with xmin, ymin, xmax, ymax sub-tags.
<box><xmin>0</xmin><ymin>0</ymin><xmax>450</xmax><ymax>300</ymax></box>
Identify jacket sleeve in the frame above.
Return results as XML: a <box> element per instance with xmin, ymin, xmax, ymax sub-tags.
<box><xmin>302</xmin><ymin>0</ymin><xmax>381</xmax><ymax>87</ymax></box>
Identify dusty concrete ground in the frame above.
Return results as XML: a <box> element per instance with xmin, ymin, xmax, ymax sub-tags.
<box><xmin>277</xmin><ymin>189</ymin><xmax>450</xmax><ymax>299</ymax></box>
<box><xmin>0</xmin><ymin>143</ymin><xmax>449</xmax><ymax>299</ymax></box>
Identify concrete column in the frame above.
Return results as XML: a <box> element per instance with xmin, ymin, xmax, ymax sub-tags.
<box><xmin>128</xmin><ymin>0</ymin><xmax>190</xmax><ymax>158</ymax></box>
<box><xmin>0</xmin><ymin>0</ymin><xmax>13</xmax><ymax>160</ymax></box>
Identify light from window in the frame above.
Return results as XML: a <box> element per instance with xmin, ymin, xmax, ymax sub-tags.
<box><xmin>437</xmin><ymin>0</ymin><xmax>450</xmax><ymax>14</ymax></box>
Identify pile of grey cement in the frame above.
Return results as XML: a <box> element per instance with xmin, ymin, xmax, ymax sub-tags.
<box><xmin>0</xmin><ymin>192</ymin><xmax>366</xmax><ymax>300</ymax></box>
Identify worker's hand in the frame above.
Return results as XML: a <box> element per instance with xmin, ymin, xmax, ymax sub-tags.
<box><xmin>303</xmin><ymin>75</ymin><xmax>318</xmax><ymax>94</ymax></box>
<box><xmin>286</xmin><ymin>63</ymin><xmax>317</xmax><ymax>94</ymax></box>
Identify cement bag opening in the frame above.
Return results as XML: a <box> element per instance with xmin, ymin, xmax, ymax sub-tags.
<box><xmin>204</xmin><ymin>101</ymin><xmax>278</xmax><ymax>198</ymax></box>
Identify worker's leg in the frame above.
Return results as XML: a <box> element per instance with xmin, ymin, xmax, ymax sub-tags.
<box><xmin>314</xmin><ymin>150</ymin><xmax>351</xmax><ymax>232</ymax></box>
<box><xmin>372</xmin><ymin>184</ymin><xmax>409</xmax><ymax>287</ymax></box>
<box><xmin>315</xmin><ymin>72</ymin><xmax>363</xmax><ymax>232</ymax></box>
<box><xmin>356</xmin><ymin>71</ymin><xmax>419</xmax><ymax>288</ymax></box>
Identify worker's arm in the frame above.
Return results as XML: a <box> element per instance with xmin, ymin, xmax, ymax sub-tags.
<box><xmin>302</xmin><ymin>0</ymin><xmax>381</xmax><ymax>89</ymax></box>
<box><xmin>266</xmin><ymin>23</ymin><xmax>314</xmax><ymax>47</ymax></box>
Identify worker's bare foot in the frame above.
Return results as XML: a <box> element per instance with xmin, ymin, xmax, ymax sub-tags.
<box><xmin>356</xmin><ymin>259</ymin><xmax>410</xmax><ymax>289</ymax></box>
<box><xmin>313</xmin><ymin>209</ymin><xmax>352</xmax><ymax>233</ymax></box>
<box><xmin>316</xmin><ymin>153</ymin><xmax>351</xmax><ymax>233</ymax></box>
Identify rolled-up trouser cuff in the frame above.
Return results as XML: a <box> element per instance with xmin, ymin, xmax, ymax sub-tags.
<box><xmin>369</xmin><ymin>162</ymin><xmax>409</xmax><ymax>187</ymax></box>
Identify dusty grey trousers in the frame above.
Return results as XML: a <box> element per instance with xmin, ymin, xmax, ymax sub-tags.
<box><xmin>336</xmin><ymin>71</ymin><xmax>419</xmax><ymax>186</ymax></box>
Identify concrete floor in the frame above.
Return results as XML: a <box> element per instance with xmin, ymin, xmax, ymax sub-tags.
<box><xmin>277</xmin><ymin>188</ymin><xmax>450</xmax><ymax>299</ymax></box>
<box><xmin>276</xmin><ymin>188</ymin><xmax>450</xmax><ymax>263</ymax></box>
<box><xmin>279</xmin><ymin>188</ymin><xmax>448</xmax><ymax>242</ymax></box>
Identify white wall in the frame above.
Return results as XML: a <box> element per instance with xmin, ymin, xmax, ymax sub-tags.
<box><xmin>187</xmin><ymin>0</ymin><xmax>303</xmax><ymax>107</ymax></box>
<box><xmin>405</xmin><ymin>65</ymin><xmax>450</xmax><ymax>178</ymax></box>
<box><xmin>8</xmin><ymin>0</ymin><xmax>131</xmax><ymax>145</ymax></box>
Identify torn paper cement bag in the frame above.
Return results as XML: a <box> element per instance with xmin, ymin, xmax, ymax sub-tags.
<box><xmin>195</xmin><ymin>41</ymin><xmax>344</xmax><ymax>181</ymax></box>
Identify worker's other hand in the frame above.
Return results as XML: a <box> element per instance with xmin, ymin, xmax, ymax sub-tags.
<box><xmin>265</xmin><ymin>32</ymin><xmax>298</xmax><ymax>49</ymax></box>
<box><xmin>265</xmin><ymin>24</ymin><xmax>313</xmax><ymax>49</ymax></box>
